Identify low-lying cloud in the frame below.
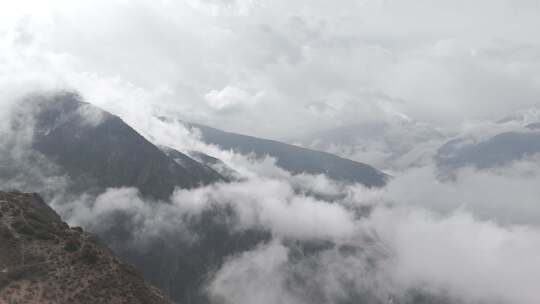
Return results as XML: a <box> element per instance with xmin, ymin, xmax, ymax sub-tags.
<box><xmin>48</xmin><ymin>150</ymin><xmax>540</xmax><ymax>304</ymax></box>
<box><xmin>2</xmin><ymin>90</ymin><xmax>540</xmax><ymax>304</ymax></box>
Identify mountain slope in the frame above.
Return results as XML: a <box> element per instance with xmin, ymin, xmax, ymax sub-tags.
<box><xmin>437</xmin><ymin>130</ymin><xmax>540</xmax><ymax>169</ymax></box>
<box><xmin>185</xmin><ymin>122</ymin><xmax>388</xmax><ymax>187</ymax></box>
<box><xmin>0</xmin><ymin>191</ymin><xmax>171</xmax><ymax>304</ymax></box>
<box><xmin>26</xmin><ymin>92</ymin><xmax>224</xmax><ymax>200</ymax></box>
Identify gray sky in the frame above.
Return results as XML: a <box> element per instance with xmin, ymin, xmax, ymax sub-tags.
<box><xmin>1</xmin><ymin>0</ymin><xmax>540</xmax><ymax>139</ymax></box>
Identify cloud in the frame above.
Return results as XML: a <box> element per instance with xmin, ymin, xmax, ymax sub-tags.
<box><xmin>0</xmin><ymin>92</ymin><xmax>72</xmax><ymax>198</ymax></box>
<box><xmin>62</xmin><ymin>176</ymin><xmax>357</xmax><ymax>243</ymax></box>
<box><xmin>204</xmin><ymin>86</ymin><xmax>263</xmax><ymax>111</ymax></box>
<box><xmin>207</xmin><ymin>241</ymin><xmax>295</xmax><ymax>304</ymax></box>
<box><xmin>2</xmin><ymin>0</ymin><xmax>540</xmax><ymax>140</ymax></box>
<box><xmin>44</xmin><ymin>151</ymin><xmax>540</xmax><ymax>304</ymax></box>
<box><xmin>3</xmin><ymin>88</ymin><xmax>540</xmax><ymax>304</ymax></box>
<box><xmin>382</xmin><ymin>158</ymin><xmax>540</xmax><ymax>225</ymax></box>
<box><xmin>2</xmin><ymin>1</ymin><xmax>540</xmax><ymax>303</ymax></box>
<box><xmin>370</xmin><ymin>206</ymin><xmax>540</xmax><ymax>304</ymax></box>
<box><xmin>2</xmin><ymin>97</ymin><xmax>530</xmax><ymax>304</ymax></box>
<box><xmin>201</xmin><ymin>159</ymin><xmax>540</xmax><ymax>304</ymax></box>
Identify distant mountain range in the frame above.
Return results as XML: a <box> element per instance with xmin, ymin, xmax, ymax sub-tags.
<box><xmin>437</xmin><ymin>129</ymin><xmax>540</xmax><ymax>170</ymax></box>
<box><xmin>435</xmin><ymin>108</ymin><xmax>540</xmax><ymax>170</ymax></box>
<box><xmin>183</xmin><ymin>122</ymin><xmax>389</xmax><ymax>187</ymax></box>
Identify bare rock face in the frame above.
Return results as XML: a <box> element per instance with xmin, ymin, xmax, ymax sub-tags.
<box><xmin>0</xmin><ymin>191</ymin><xmax>172</xmax><ymax>304</ymax></box>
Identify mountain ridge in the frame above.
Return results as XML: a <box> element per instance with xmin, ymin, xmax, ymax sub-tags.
<box><xmin>183</xmin><ymin>121</ymin><xmax>389</xmax><ymax>187</ymax></box>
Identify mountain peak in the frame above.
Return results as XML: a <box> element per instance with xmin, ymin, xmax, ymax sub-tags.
<box><xmin>19</xmin><ymin>92</ymin><xmax>225</xmax><ymax>200</ymax></box>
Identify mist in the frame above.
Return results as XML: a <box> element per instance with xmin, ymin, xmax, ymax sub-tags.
<box><xmin>2</xmin><ymin>0</ymin><xmax>540</xmax><ymax>139</ymax></box>
<box><xmin>45</xmin><ymin>121</ymin><xmax>540</xmax><ymax>304</ymax></box>
<box><xmin>2</xmin><ymin>1</ymin><xmax>540</xmax><ymax>304</ymax></box>
<box><xmin>2</xmin><ymin>88</ymin><xmax>540</xmax><ymax>304</ymax></box>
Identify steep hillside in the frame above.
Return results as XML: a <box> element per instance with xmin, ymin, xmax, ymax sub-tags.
<box><xmin>0</xmin><ymin>191</ymin><xmax>171</xmax><ymax>304</ymax></box>
<box><xmin>25</xmin><ymin>92</ymin><xmax>224</xmax><ymax>200</ymax></box>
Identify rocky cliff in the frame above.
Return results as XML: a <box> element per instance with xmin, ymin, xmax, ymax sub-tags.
<box><xmin>0</xmin><ymin>191</ymin><xmax>172</xmax><ymax>304</ymax></box>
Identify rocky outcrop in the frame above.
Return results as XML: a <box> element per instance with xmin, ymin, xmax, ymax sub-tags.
<box><xmin>0</xmin><ymin>191</ymin><xmax>172</xmax><ymax>304</ymax></box>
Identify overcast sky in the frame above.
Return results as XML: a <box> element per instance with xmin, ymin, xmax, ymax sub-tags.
<box><xmin>2</xmin><ymin>0</ymin><xmax>540</xmax><ymax>139</ymax></box>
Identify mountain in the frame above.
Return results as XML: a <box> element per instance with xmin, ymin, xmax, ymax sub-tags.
<box><xmin>25</xmin><ymin>92</ymin><xmax>225</xmax><ymax>200</ymax></box>
<box><xmin>1</xmin><ymin>92</ymin><xmax>457</xmax><ymax>304</ymax></box>
<box><xmin>0</xmin><ymin>190</ymin><xmax>172</xmax><ymax>304</ymax></box>
<box><xmin>4</xmin><ymin>92</ymin><xmax>267</xmax><ymax>303</ymax></box>
<box><xmin>184</xmin><ymin>122</ymin><xmax>388</xmax><ymax>187</ymax></box>
<box><xmin>436</xmin><ymin>129</ymin><xmax>540</xmax><ymax>170</ymax></box>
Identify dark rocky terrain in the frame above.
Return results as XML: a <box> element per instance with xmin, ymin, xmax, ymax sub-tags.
<box><xmin>0</xmin><ymin>191</ymin><xmax>172</xmax><ymax>304</ymax></box>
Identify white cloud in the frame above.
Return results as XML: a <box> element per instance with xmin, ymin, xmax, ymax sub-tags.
<box><xmin>382</xmin><ymin>159</ymin><xmax>540</xmax><ymax>225</ymax></box>
<box><xmin>204</xmin><ymin>86</ymin><xmax>262</xmax><ymax>111</ymax></box>
<box><xmin>44</xmin><ymin>151</ymin><xmax>540</xmax><ymax>304</ymax></box>
<box><xmin>2</xmin><ymin>0</ymin><xmax>540</xmax><ymax>139</ymax></box>
<box><xmin>370</xmin><ymin>206</ymin><xmax>540</xmax><ymax>304</ymax></box>
<box><xmin>208</xmin><ymin>241</ymin><xmax>295</xmax><ymax>304</ymax></box>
